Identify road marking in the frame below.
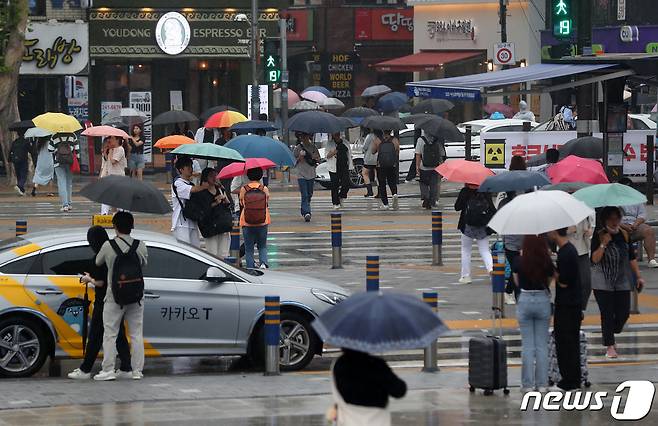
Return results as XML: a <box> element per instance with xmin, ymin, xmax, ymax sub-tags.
<box><xmin>8</xmin><ymin>400</ymin><xmax>31</xmax><ymax>405</ymax></box>
<box><xmin>149</xmin><ymin>383</ymin><xmax>171</xmax><ymax>387</ymax></box>
<box><xmin>461</xmin><ymin>311</ymin><xmax>481</xmax><ymax>315</ymax></box>
<box><xmin>179</xmin><ymin>388</ymin><xmax>201</xmax><ymax>393</ymax></box>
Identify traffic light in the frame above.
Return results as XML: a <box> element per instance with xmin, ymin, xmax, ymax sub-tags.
<box><xmin>552</xmin><ymin>0</ymin><xmax>573</xmax><ymax>38</ymax></box>
<box><xmin>264</xmin><ymin>37</ymin><xmax>281</xmax><ymax>84</ymax></box>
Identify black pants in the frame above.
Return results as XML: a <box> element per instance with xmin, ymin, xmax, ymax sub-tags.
<box><xmin>419</xmin><ymin>169</ymin><xmax>439</xmax><ymax>207</ymax></box>
<box><xmin>80</xmin><ymin>300</ymin><xmax>131</xmax><ymax>373</ymax></box>
<box><xmin>13</xmin><ymin>160</ymin><xmax>28</xmax><ymax>193</ymax></box>
<box><xmin>377</xmin><ymin>166</ymin><xmax>398</xmax><ymax>206</ymax></box>
<box><xmin>554</xmin><ymin>304</ymin><xmax>582</xmax><ymax>390</ymax></box>
<box><xmin>594</xmin><ymin>289</ymin><xmax>630</xmax><ymax>347</ymax></box>
<box><xmin>330</xmin><ymin>168</ymin><xmax>351</xmax><ymax>206</ymax></box>
<box><xmin>578</xmin><ymin>255</ymin><xmax>592</xmax><ymax>310</ymax></box>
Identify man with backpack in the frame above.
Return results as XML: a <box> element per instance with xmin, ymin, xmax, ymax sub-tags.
<box><xmin>94</xmin><ymin>212</ymin><xmax>148</xmax><ymax>381</ymax></box>
<box><xmin>171</xmin><ymin>156</ymin><xmax>207</xmax><ymax>247</ymax></box>
<box><xmin>415</xmin><ymin>131</ymin><xmax>446</xmax><ymax>209</ymax></box>
<box><xmin>372</xmin><ymin>129</ymin><xmax>400</xmax><ymax>210</ymax></box>
<box><xmin>239</xmin><ymin>167</ymin><xmax>270</xmax><ymax>268</ymax></box>
<box><xmin>48</xmin><ymin>133</ymin><xmax>79</xmax><ymax>212</ymax></box>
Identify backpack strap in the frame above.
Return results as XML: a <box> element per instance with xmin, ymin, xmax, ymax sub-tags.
<box><xmin>172</xmin><ymin>178</ymin><xmax>193</xmax><ymax>219</ymax></box>
<box><xmin>109</xmin><ymin>239</ymin><xmax>122</xmax><ymax>256</ymax></box>
<box><xmin>118</xmin><ymin>237</ymin><xmax>139</xmax><ymax>255</ymax></box>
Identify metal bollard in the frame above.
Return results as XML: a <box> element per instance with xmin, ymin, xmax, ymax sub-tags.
<box><xmin>15</xmin><ymin>220</ymin><xmax>27</xmax><ymax>237</ymax></box>
<box><xmin>366</xmin><ymin>255</ymin><xmax>379</xmax><ymax>292</ymax></box>
<box><xmin>264</xmin><ymin>296</ymin><xmax>281</xmax><ymax>376</ymax></box>
<box><xmin>491</xmin><ymin>261</ymin><xmax>506</xmax><ymax>319</ymax></box>
<box><xmin>331</xmin><ymin>213</ymin><xmax>342</xmax><ymax>269</ymax></box>
<box><xmin>422</xmin><ymin>291</ymin><xmax>439</xmax><ymax>373</ymax></box>
<box><xmin>230</xmin><ymin>218</ymin><xmax>241</xmax><ymax>264</ymax></box>
<box><xmin>431</xmin><ymin>211</ymin><xmax>443</xmax><ymax>266</ymax></box>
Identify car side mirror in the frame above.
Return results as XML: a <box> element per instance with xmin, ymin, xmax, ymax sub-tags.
<box><xmin>206</xmin><ymin>267</ymin><xmax>229</xmax><ymax>283</ymax></box>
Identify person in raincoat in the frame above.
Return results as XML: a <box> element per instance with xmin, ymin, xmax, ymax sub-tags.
<box><xmin>513</xmin><ymin>100</ymin><xmax>536</xmax><ymax>122</ymax></box>
<box><xmin>328</xmin><ymin>348</ymin><xmax>406</xmax><ymax>426</ymax></box>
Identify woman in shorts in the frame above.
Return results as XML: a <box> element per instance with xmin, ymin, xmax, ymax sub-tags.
<box><xmin>127</xmin><ymin>125</ymin><xmax>145</xmax><ymax>180</ymax></box>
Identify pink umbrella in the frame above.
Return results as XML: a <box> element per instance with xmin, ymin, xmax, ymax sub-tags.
<box><xmin>436</xmin><ymin>159</ymin><xmax>494</xmax><ymax>185</ymax></box>
<box><xmin>483</xmin><ymin>103</ymin><xmax>514</xmax><ymax>118</ymax></box>
<box><xmin>82</xmin><ymin>125</ymin><xmax>130</xmax><ymax>139</ymax></box>
<box><xmin>548</xmin><ymin>155</ymin><xmax>609</xmax><ymax>184</ymax></box>
<box><xmin>274</xmin><ymin>88</ymin><xmax>300</xmax><ymax>107</ymax></box>
<box><xmin>218</xmin><ymin>158</ymin><xmax>276</xmax><ymax>180</ymax></box>
<box><xmin>301</xmin><ymin>90</ymin><xmax>328</xmax><ymax>104</ymax></box>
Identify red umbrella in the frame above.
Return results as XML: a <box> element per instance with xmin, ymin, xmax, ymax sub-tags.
<box><xmin>483</xmin><ymin>103</ymin><xmax>514</xmax><ymax>118</ymax></box>
<box><xmin>218</xmin><ymin>158</ymin><xmax>276</xmax><ymax>180</ymax></box>
<box><xmin>548</xmin><ymin>155</ymin><xmax>609</xmax><ymax>184</ymax></box>
<box><xmin>436</xmin><ymin>159</ymin><xmax>494</xmax><ymax>185</ymax></box>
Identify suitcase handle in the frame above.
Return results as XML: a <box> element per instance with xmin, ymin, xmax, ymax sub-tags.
<box><xmin>491</xmin><ymin>306</ymin><xmax>504</xmax><ymax>338</ymax></box>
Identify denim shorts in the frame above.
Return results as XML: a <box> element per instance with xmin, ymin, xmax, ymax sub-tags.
<box><xmin>128</xmin><ymin>154</ymin><xmax>145</xmax><ymax>170</ymax></box>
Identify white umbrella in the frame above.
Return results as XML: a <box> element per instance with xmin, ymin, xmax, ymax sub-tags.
<box><xmin>24</xmin><ymin>127</ymin><xmax>54</xmax><ymax>138</ymax></box>
<box><xmin>290</xmin><ymin>100</ymin><xmax>320</xmax><ymax>111</ymax></box>
<box><xmin>321</xmin><ymin>97</ymin><xmax>345</xmax><ymax>110</ymax></box>
<box><xmin>488</xmin><ymin>191</ymin><xmax>594</xmax><ymax>235</ymax></box>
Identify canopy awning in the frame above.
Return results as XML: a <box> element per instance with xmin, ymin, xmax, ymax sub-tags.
<box><xmin>406</xmin><ymin>63</ymin><xmax>621</xmax><ymax>102</ymax></box>
<box><xmin>374</xmin><ymin>50</ymin><xmax>483</xmax><ymax>73</ymax></box>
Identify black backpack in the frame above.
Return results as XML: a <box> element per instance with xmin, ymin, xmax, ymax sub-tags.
<box><xmin>465</xmin><ymin>193</ymin><xmax>495</xmax><ymax>227</ymax></box>
<box><xmin>421</xmin><ymin>136</ymin><xmax>446</xmax><ymax>168</ymax></box>
<box><xmin>173</xmin><ymin>178</ymin><xmax>202</xmax><ymax>222</ymax></box>
<box><xmin>378</xmin><ymin>138</ymin><xmax>397</xmax><ymax>168</ymax></box>
<box><xmin>109</xmin><ymin>237</ymin><xmax>144</xmax><ymax>307</ymax></box>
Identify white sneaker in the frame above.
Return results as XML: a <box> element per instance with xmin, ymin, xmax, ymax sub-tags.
<box><xmin>505</xmin><ymin>293</ymin><xmax>516</xmax><ymax>305</ymax></box>
<box><xmin>379</xmin><ymin>204</ymin><xmax>389</xmax><ymax>211</ymax></box>
<box><xmin>538</xmin><ymin>386</ymin><xmax>562</xmax><ymax>393</ymax></box>
<box><xmin>14</xmin><ymin>185</ymin><xmax>24</xmax><ymax>196</ymax></box>
<box><xmin>132</xmin><ymin>370</ymin><xmax>144</xmax><ymax>380</ymax></box>
<box><xmin>339</xmin><ymin>198</ymin><xmax>345</xmax><ymax>208</ymax></box>
<box><xmin>115</xmin><ymin>370</ymin><xmax>132</xmax><ymax>380</ymax></box>
<box><xmin>648</xmin><ymin>259</ymin><xmax>658</xmax><ymax>268</ymax></box>
<box><xmin>60</xmin><ymin>206</ymin><xmax>68</xmax><ymax>212</ymax></box>
<box><xmin>333</xmin><ymin>204</ymin><xmax>341</xmax><ymax>210</ymax></box>
<box><xmin>93</xmin><ymin>370</ymin><xmax>117</xmax><ymax>381</ymax></box>
<box><xmin>67</xmin><ymin>368</ymin><xmax>90</xmax><ymax>380</ymax></box>
<box><xmin>458</xmin><ymin>276</ymin><xmax>472</xmax><ymax>284</ymax></box>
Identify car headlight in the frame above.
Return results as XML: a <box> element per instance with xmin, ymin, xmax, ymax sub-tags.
<box><xmin>312</xmin><ymin>289</ymin><xmax>348</xmax><ymax>305</ymax></box>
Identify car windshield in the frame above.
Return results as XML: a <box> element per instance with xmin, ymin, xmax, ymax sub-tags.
<box><xmin>458</xmin><ymin>123</ymin><xmax>485</xmax><ymax>136</ymax></box>
<box><xmin>0</xmin><ymin>236</ymin><xmax>27</xmax><ymax>253</ymax></box>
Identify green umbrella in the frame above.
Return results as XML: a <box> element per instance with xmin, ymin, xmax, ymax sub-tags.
<box><xmin>172</xmin><ymin>143</ymin><xmax>244</xmax><ymax>162</ymax></box>
<box><xmin>572</xmin><ymin>183</ymin><xmax>647</xmax><ymax>208</ymax></box>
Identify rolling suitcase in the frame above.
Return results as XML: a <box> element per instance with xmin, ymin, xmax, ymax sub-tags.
<box><xmin>547</xmin><ymin>329</ymin><xmax>591</xmax><ymax>387</ymax></box>
<box><xmin>468</xmin><ymin>309</ymin><xmax>509</xmax><ymax>395</ymax></box>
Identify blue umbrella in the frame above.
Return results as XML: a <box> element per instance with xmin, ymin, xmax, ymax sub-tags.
<box><xmin>230</xmin><ymin>120</ymin><xmax>279</xmax><ymax>135</ymax></box>
<box><xmin>312</xmin><ymin>292</ymin><xmax>448</xmax><ymax>353</ymax></box>
<box><xmin>287</xmin><ymin>111</ymin><xmax>346</xmax><ymax>134</ymax></box>
<box><xmin>224</xmin><ymin>135</ymin><xmax>295</xmax><ymax>166</ymax></box>
<box><xmin>478</xmin><ymin>170</ymin><xmax>551</xmax><ymax>193</ymax></box>
<box><xmin>376</xmin><ymin>92</ymin><xmax>408</xmax><ymax>113</ymax></box>
<box><xmin>302</xmin><ymin>86</ymin><xmax>332</xmax><ymax>97</ymax></box>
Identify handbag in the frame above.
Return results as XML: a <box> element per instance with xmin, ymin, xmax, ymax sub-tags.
<box><xmin>70</xmin><ymin>151</ymin><xmax>81</xmax><ymax>174</ymax></box>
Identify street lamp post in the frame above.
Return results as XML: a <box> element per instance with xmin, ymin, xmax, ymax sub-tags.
<box><xmin>251</xmin><ymin>0</ymin><xmax>260</xmax><ymax>120</ymax></box>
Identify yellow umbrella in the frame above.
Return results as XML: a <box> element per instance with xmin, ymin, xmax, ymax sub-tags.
<box><xmin>33</xmin><ymin>112</ymin><xmax>82</xmax><ymax>133</ymax></box>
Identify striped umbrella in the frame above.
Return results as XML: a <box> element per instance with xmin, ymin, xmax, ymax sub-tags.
<box><xmin>205</xmin><ymin>110</ymin><xmax>248</xmax><ymax>129</ymax></box>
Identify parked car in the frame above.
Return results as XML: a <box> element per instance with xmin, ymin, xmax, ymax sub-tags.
<box><xmin>0</xmin><ymin>229</ymin><xmax>349</xmax><ymax>377</ymax></box>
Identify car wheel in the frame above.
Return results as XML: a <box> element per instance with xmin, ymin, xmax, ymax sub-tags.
<box><xmin>349</xmin><ymin>160</ymin><xmax>365</xmax><ymax>188</ymax></box>
<box><xmin>250</xmin><ymin>311</ymin><xmax>318</xmax><ymax>372</ymax></box>
<box><xmin>0</xmin><ymin>317</ymin><xmax>49</xmax><ymax>378</ymax></box>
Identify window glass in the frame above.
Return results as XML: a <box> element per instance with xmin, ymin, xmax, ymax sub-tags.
<box><xmin>631</xmin><ymin>119</ymin><xmax>649</xmax><ymax>130</ymax></box>
<box><xmin>29</xmin><ymin>0</ymin><xmax>46</xmax><ymax>15</ymax></box>
<box><xmin>0</xmin><ymin>256</ymin><xmax>38</xmax><ymax>275</ymax></box>
<box><xmin>41</xmin><ymin>246</ymin><xmax>95</xmax><ymax>276</ymax></box>
<box><xmin>488</xmin><ymin>125</ymin><xmax>525</xmax><ymax>132</ymax></box>
<box><xmin>142</xmin><ymin>247</ymin><xmax>209</xmax><ymax>280</ymax></box>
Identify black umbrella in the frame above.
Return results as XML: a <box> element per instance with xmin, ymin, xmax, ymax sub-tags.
<box><xmin>230</xmin><ymin>120</ymin><xmax>279</xmax><ymax>134</ymax></box>
<box><xmin>342</xmin><ymin>107</ymin><xmax>379</xmax><ymax>119</ymax></box>
<box><xmin>411</xmin><ymin>99</ymin><xmax>455</xmax><ymax>114</ymax></box>
<box><xmin>360</xmin><ymin>115</ymin><xmax>406</xmax><ymax>131</ymax></box>
<box><xmin>401</xmin><ymin>113</ymin><xmax>435</xmax><ymax>125</ymax></box>
<box><xmin>200</xmin><ymin>105</ymin><xmax>239</xmax><ymax>122</ymax></box>
<box><xmin>287</xmin><ymin>111</ymin><xmax>346</xmax><ymax>134</ymax></box>
<box><xmin>526</xmin><ymin>136</ymin><xmax>603</xmax><ymax>167</ymax></box>
<box><xmin>152</xmin><ymin>110</ymin><xmax>198</xmax><ymax>126</ymax></box>
<box><xmin>417</xmin><ymin>117</ymin><xmax>464</xmax><ymax>142</ymax></box>
<box><xmin>80</xmin><ymin>175</ymin><xmax>172</xmax><ymax>214</ymax></box>
<box><xmin>9</xmin><ymin>120</ymin><xmax>35</xmax><ymax>131</ymax></box>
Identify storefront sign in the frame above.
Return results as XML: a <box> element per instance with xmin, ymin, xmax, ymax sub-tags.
<box><xmin>20</xmin><ymin>22</ymin><xmax>89</xmax><ymax>75</ymax></box>
<box><xmin>155</xmin><ymin>12</ymin><xmax>191</xmax><ymax>55</ymax></box>
<box><xmin>285</xmin><ymin>9</ymin><xmax>313</xmax><ymax>42</ymax></box>
<box><xmin>620</xmin><ymin>26</ymin><xmax>639</xmax><ymax>42</ymax></box>
<box><xmin>327</xmin><ymin>53</ymin><xmax>354</xmax><ymax>100</ymax></box>
<box><xmin>427</xmin><ymin>19</ymin><xmax>475</xmax><ymax>41</ymax></box>
<box><xmin>90</xmin><ymin>9</ymin><xmax>278</xmax><ymax>58</ymax></box>
<box><xmin>67</xmin><ymin>76</ymin><xmax>89</xmax><ymax>122</ymax></box>
<box><xmin>129</xmin><ymin>92</ymin><xmax>153</xmax><ymax>162</ymax></box>
<box><xmin>407</xmin><ymin>84</ymin><xmax>481</xmax><ymax>102</ymax></box>
<box><xmin>355</xmin><ymin>8</ymin><xmax>413</xmax><ymax>41</ymax></box>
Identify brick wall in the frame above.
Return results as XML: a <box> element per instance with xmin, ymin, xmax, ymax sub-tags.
<box><xmin>29</xmin><ymin>0</ymin><xmax>86</xmax><ymax>22</ymax></box>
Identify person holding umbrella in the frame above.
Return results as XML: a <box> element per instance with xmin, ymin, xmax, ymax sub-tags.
<box><xmin>127</xmin><ymin>125</ymin><xmax>145</xmax><ymax>180</ymax></box>
<box><xmin>190</xmin><ymin>168</ymin><xmax>233</xmax><ymax>258</ymax></box>
<box><xmin>171</xmin><ymin>157</ymin><xmax>207</xmax><ymax>247</ymax></box>
<box><xmin>31</xmin><ymin>136</ymin><xmax>54</xmax><ymax>197</ymax></box>
<box><xmin>99</xmin><ymin>135</ymin><xmax>128</xmax><ymax>215</ymax></box>
<box><xmin>292</xmin><ymin>132</ymin><xmax>320</xmax><ymax>221</ymax></box>
<box><xmin>48</xmin><ymin>133</ymin><xmax>80</xmax><ymax>212</ymax></box>
<box><xmin>591</xmin><ymin>207</ymin><xmax>645</xmax><ymax>359</ymax></box>
<box><xmin>67</xmin><ymin>226</ymin><xmax>131</xmax><ymax>380</ymax></box>
<box><xmin>326</xmin><ymin>132</ymin><xmax>354</xmax><ymax>210</ymax></box>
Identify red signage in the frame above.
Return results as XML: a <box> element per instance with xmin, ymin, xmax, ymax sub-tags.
<box><xmin>286</xmin><ymin>9</ymin><xmax>313</xmax><ymax>42</ymax></box>
<box><xmin>355</xmin><ymin>8</ymin><xmax>413</xmax><ymax>41</ymax></box>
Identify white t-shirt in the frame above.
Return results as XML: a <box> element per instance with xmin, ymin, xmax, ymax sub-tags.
<box><xmin>171</xmin><ymin>177</ymin><xmax>195</xmax><ymax>231</ymax></box>
<box><xmin>101</xmin><ymin>146</ymin><xmax>127</xmax><ymax>177</ymax></box>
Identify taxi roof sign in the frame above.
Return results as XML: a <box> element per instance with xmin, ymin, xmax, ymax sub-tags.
<box><xmin>92</xmin><ymin>215</ymin><xmax>114</xmax><ymax>228</ymax></box>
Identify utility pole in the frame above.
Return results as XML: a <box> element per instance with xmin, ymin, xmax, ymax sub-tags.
<box><xmin>499</xmin><ymin>0</ymin><xmax>509</xmax><ymax>104</ymax></box>
<box><xmin>279</xmin><ymin>15</ymin><xmax>289</xmax><ymax>145</ymax></box>
<box><xmin>576</xmin><ymin>0</ymin><xmax>594</xmax><ymax>137</ymax></box>
<box><xmin>251</xmin><ymin>0</ymin><xmax>260</xmax><ymax>120</ymax></box>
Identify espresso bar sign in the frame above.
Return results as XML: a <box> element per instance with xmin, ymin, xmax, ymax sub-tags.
<box><xmin>89</xmin><ymin>9</ymin><xmax>278</xmax><ymax>58</ymax></box>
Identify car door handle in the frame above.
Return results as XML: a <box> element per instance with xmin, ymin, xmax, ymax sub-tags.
<box><xmin>36</xmin><ymin>289</ymin><xmax>63</xmax><ymax>295</ymax></box>
<box><xmin>144</xmin><ymin>292</ymin><xmax>160</xmax><ymax>299</ymax></box>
